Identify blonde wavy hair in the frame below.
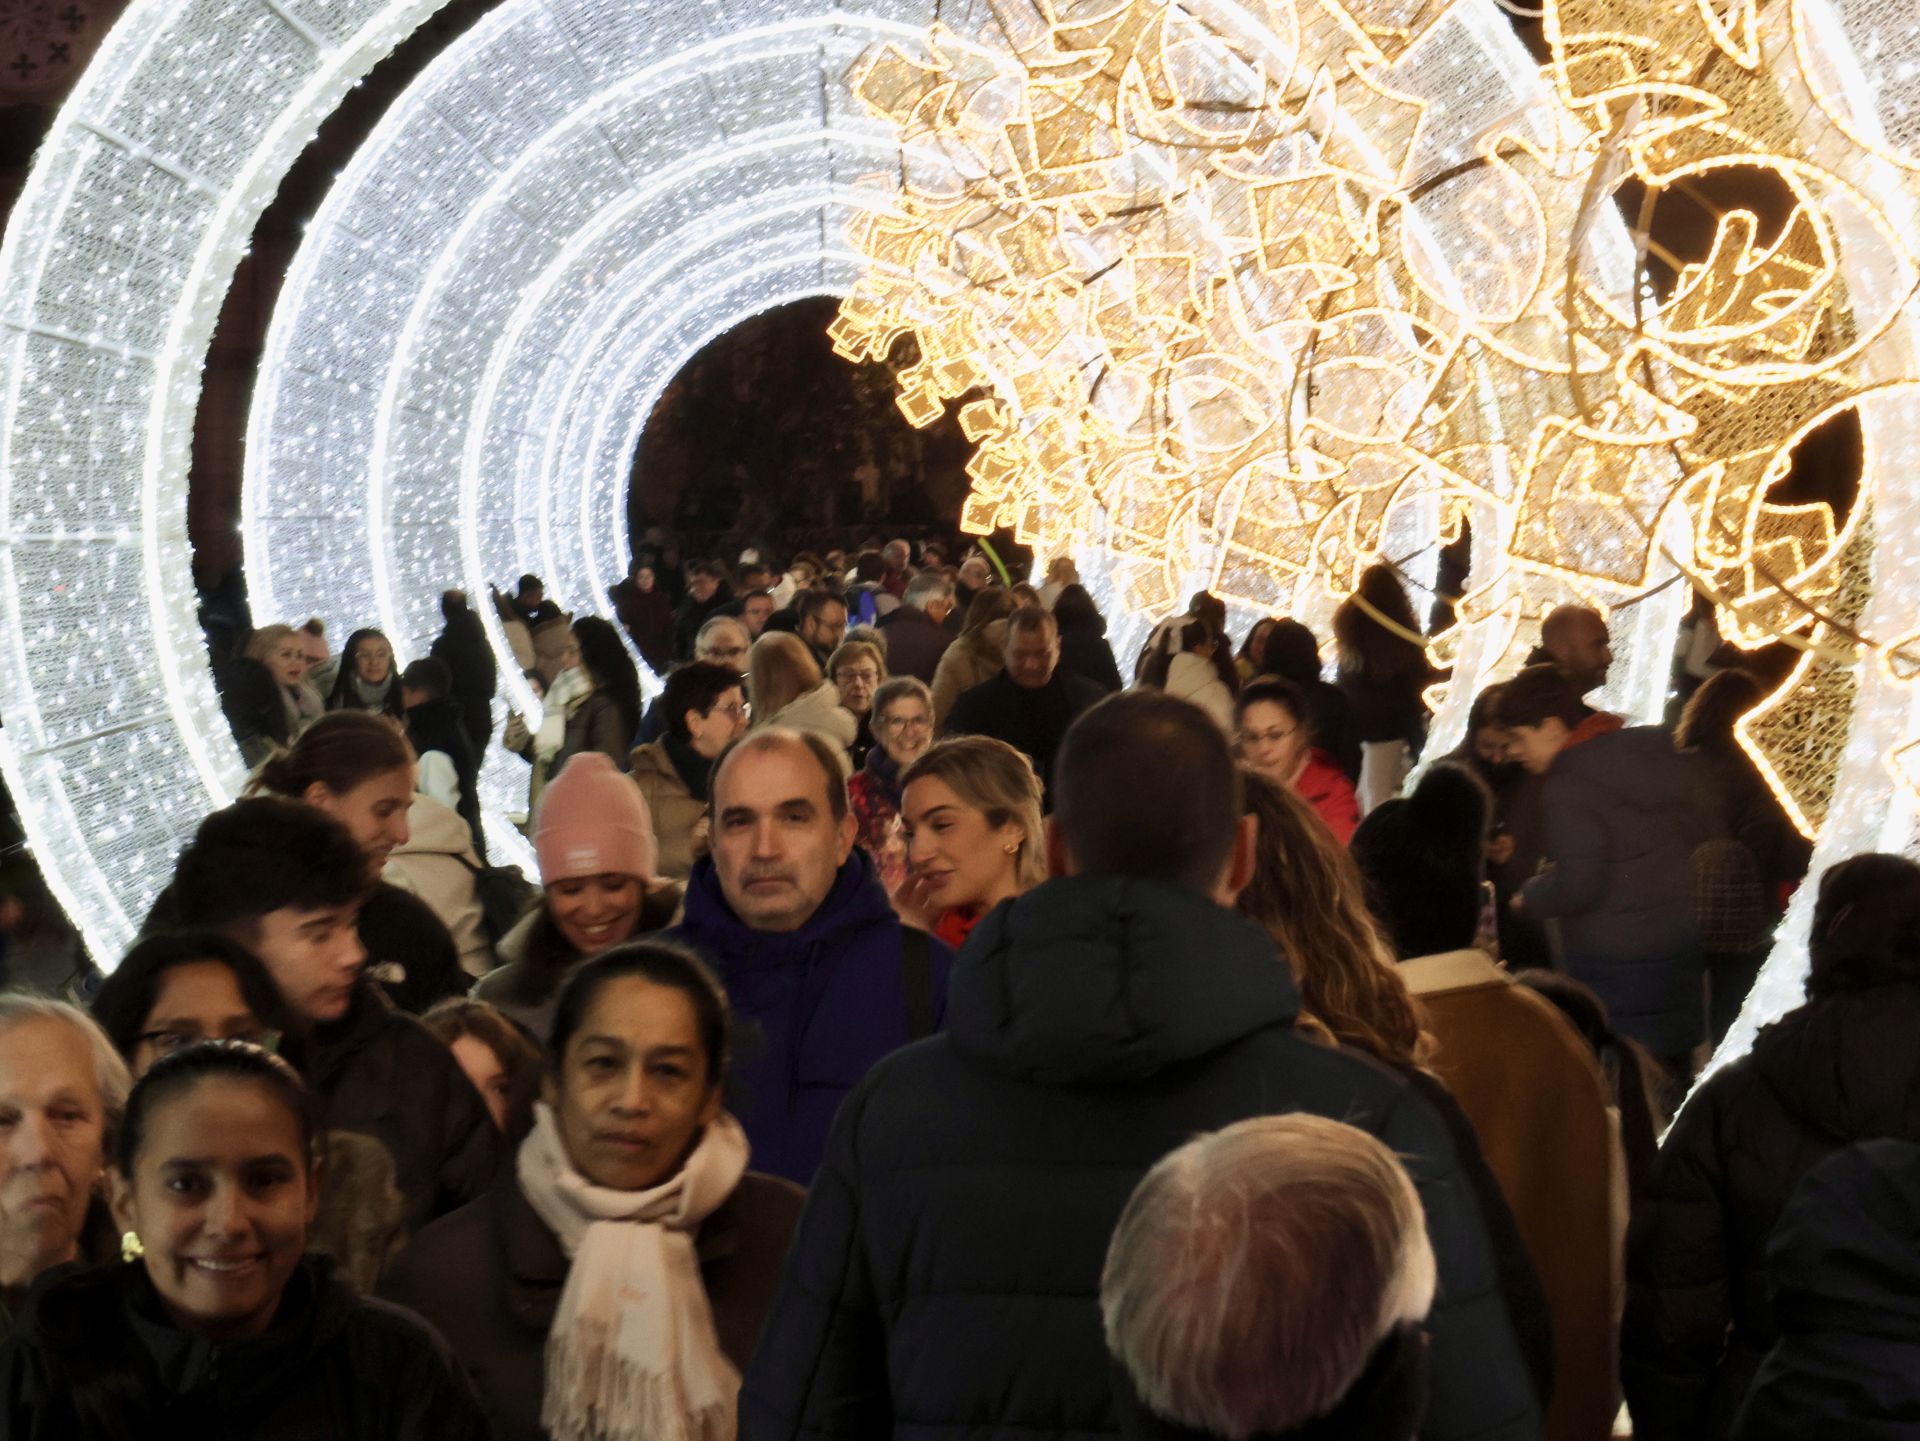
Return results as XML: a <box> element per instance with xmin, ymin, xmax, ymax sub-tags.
<box><xmin>900</xmin><ymin>736</ymin><xmax>1048</xmax><ymax>891</ymax></box>
<box><xmin>1235</xmin><ymin>768</ymin><xmax>1433</xmax><ymax>1067</ymax></box>
<box><xmin>748</xmin><ymin>631</ymin><xmax>824</xmax><ymax>722</ymax></box>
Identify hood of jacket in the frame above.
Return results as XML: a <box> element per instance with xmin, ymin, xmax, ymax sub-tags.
<box><xmin>1164</xmin><ymin>651</ymin><xmax>1228</xmax><ymax>704</ymax></box>
<box><xmin>1549</xmin><ymin>722</ymin><xmax>1692</xmax><ymax>818</ymax></box>
<box><xmin>946</xmin><ymin>874</ymin><xmax>1301</xmax><ymax>1085</ymax></box>
<box><xmin>1748</xmin><ymin>984</ymin><xmax>1920</xmax><ymax>1143</ymax></box>
<box><xmin>677</xmin><ymin>844</ymin><xmax>898</xmax><ymax>965</ymax></box>
<box><xmin>389</xmin><ymin>792</ymin><xmax>478</xmax><ymax>863</ymax></box>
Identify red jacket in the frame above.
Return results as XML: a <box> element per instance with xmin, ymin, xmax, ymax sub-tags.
<box><xmin>1296</xmin><ymin>748</ymin><xmax>1360</xmax><ymax>844</ymax></box>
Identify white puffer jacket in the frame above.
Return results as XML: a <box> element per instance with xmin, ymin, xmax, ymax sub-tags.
<box><xmin>384</xmin><ymin>794</ymin><xmax>493</xmax><ymax>979</ymax></box>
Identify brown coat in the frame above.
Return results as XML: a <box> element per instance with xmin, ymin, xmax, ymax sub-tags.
<box><xmin>930</xmin><ymin>620</ymin><xmax>1007</xmax><ymax>726</ymax></box>
<box><xmin>1402</xmin><ymin>949</ymin><xmax>1620</xmax><ymax>1441</ymax></box>
<box><xmin>630</xmin><ymin>736</ymin><xmax>709</xmax><ymax>882</ymax></box>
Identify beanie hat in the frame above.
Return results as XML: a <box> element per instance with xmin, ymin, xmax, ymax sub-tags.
<box><xmin>1349</xmin><ymin>764</ymin><xmax>1491</xmax><ymax>959</ymax></box>
<box><xmin>534</xmin><ymin>752</ymin><xmax>658</xmax><ymax>885</ymax></box>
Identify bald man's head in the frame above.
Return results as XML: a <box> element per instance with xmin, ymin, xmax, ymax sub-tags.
<box><xmin>1541</xmin><ymin>605</ymin><xmax>1611</xmax><ymax>695</ymax></box>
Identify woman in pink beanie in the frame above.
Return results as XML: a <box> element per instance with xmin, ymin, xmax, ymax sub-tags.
<box><xmin>474</xmin><ymin>753</ymin><xmax>680</xmax><ymax>1042</ymax></box>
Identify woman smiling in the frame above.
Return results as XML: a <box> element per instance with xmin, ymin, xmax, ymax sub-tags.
<box><xmin>894</xmin><ymin>737</ymin><xmax>1046</xmax><ymax>950</ymax></box>
<box><xmin>0</xmin><ymin>1042</ymin><xmax>487</xmax><ymax>1438</ymax></box>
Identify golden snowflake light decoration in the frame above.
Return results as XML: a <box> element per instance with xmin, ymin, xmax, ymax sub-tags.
<box><xmin>835</xmin><ymin>0</ymin><xmax>1920</xmax><ymax>1065</ymax></box>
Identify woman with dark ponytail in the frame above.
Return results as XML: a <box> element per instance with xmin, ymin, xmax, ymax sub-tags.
<box><xmin>0</xmin><ymin>1042</ymin><xmax>487</xmax><ymax>1439</ymax></box>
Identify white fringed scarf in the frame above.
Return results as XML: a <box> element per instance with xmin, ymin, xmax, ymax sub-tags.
<box><xmin>516</xmin><ymin>1102</ymin><xmax>748</xmax><ymax>1441</ymax></box>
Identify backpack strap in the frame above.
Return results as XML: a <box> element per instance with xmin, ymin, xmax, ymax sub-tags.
<box><xmin>899</xmin><ymin>926</ymin><xmax>934</xmax><ymax>1042</ymax></box>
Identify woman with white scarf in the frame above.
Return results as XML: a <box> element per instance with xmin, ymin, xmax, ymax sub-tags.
<box><xmin>383</xmin><ymin>942</ymin><xmax>804</xmax><ymax>1441</ymax></box>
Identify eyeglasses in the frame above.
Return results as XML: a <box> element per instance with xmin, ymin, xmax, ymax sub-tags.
<box><xmin>704</xmin><ymin>646</ymin><xmax>748</xmax><ymax>664</ymax></box>
<box><xmin>879</xmin><ymin>713</ymin><xmax>933</xmax><ymax>732</ymax></box>
<box><xmin>137</xmin><ymin>1024</ymin><xmax>280</xmax><ymax>1057</ymax></box>
<box><xmin>836</xmin><ymin>669</ymin><xmax>881</xmax><ymax>685</ymax></box>
<box><xmin>1238</xmin><ymin>726</ymin><xmax>1297</xmax><ymax>747</ymax></box>
<box><xmin>706</xmin><ymin>702</ymin><xmax>749</xmax><ymax>721</ymax></box>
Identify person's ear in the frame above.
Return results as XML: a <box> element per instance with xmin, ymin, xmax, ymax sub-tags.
<box><xmin>1213</xmin><ymin>813</ymin><xmax>1259</xmax><ymax>907</ymax></box>
<box><xmin>302</xmin><ymin>780</ymin><xmax>332</xmax><ymax>812</ymax></box>
<box><xmin>107</xmin><ymin>1167</ymin><xmax>136</xmax><ymax>1238</ymax></box>
<box><xmin>697</xmin><ymin>1082</ymin><xmax>723</xmax><ymax>1129</ymax></box>
<box><xmin>1044</xmin><ymin>815</ymin><xmax>1075</xmax><ymax>878</ymax></box>
<box><xmin>836</xmin><ymin>806</ymin><xmax>858</xmax><ymax>862</ymax></box>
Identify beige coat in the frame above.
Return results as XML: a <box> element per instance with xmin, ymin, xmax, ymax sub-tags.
<box><xmin>1159</xmin><ymin>651</ymin><xmax>1236</xmax><ymax>733</ymax></box>
<box><xmin>383</xmin><ymin>794</ymin><xmax>493</xmax><ymax>978</ymax></box>
<box><xmin>765</xmin><ymin>683</ymin><xmax>858</xmax><ymax>775</ymax></box>
<box><xmin>630</xmin><ymin>737</ymin><xmax>710</xmax><ymax>883</ymax></box>
<box><xmin>1402</xmin><ymin>948</ymin><xmax>1621</xmax><ymax>1441</ymax></box>
<box><xmin>931</xmin><ymin>620</ymin><xmax>1007</xmax><ymax>726</ymax></box>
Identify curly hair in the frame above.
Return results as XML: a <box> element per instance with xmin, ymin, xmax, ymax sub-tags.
<box><xmin>1235</xmin><ymin>768</ymin><xmax>1432</xmax><ymax>1066</ymax></box>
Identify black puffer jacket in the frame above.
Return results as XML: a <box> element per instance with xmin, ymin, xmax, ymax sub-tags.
<box><xmin>1732</xmin><ymin>1137</ymin><xmax>1920</xmax><ymax>1440</ymax></box>
<box><xmin>740</xmin><ymin>876</ymin><xmax>1541</xmax><ymax>1441</ymax></box>
<box><xmin>1521</xmin><ymin>724</ymin><xmax>1703</xmax><ymax>1054</ymax></box>
<box><xmin>284</xmin><ymin>979</ymin><xmax>501</xmax><ymax>1236</ymax></box>
<box><xmin>0</xmin><ymin>1255</ymin><xmax>487</xmax><ymax>1439</ymax></box>
<box><xmin>1622</xmin><ymin>983</ymin><xmax>1920</xmax><ymax>1440</ymax></box>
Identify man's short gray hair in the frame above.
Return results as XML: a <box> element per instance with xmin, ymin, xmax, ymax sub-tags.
<box><xmin>903</xmin><ymin>572</ymin><xmax>954</xmax><ymax>611</ymax></box>
<box><xmin>0</xmin><ymin>991</ymin><xmax>133</xmax><ymax>1140</ymax></box>
<box><xmin>695</xmin><ymin>614</ymin><xmax>750</xmax><ymax>654</ymax></box>
<box><xmin>1100</xmin><ymin>1114</ymin><xmax>1436</xmax><ymax>1440</ymax></box>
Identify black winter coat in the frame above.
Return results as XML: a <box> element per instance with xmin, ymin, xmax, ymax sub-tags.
<box><xmin>384</xmin><ymin>1167</ymin><xmax>804</xmax><ymax>1441</ymax></box>
<box><xmin>284</xmin><ymin>980</ymin><xmax>501</xmax><ymax>1236</ymax></box>
<box><xmin>740</xmin><ymin>876</ymin><xmax>1542</xmax><ymax>1441</ymax></box>
<box><xmin>1622</xmin><ymin>983</ymin><xmax>1920</xmax><ymax>1441</ymax></box>
<box><xmin>0</xmin><ymin>1256</ymin><xmax>487</xmax><ymax>1439</ymax></box>
<box><xmin>943</xmin><ymin>669</ymin><xmax>1105</xmax><ymax>804</ymax></box>
<box><xmin>1521</xmin><ymin>725</ymin><xmax>1703</xmax><ymax>1054</ymax></box>
<box><xmin>360</xmin><ymin>880</ymin><xmax>470</xmax><ymax>1015</ymax></box>
<box><xmin>1055</xmin><ymin>618</ymin><xmax>1124</xmax><ymax>695</ymax></box>
<box><xmin>404</xmin><ymin>696</ymin><xmax>486</xmax><ymax>857</ymax></box>
<box><xmin>430</xmin><ymin>609</ymin><xmax>499</xmax><ymax>755</ymax></box>
<box><xmin>875</xmin><ymin>606</ymin><xmax>955</xmax><ymax>684</ymax></box>
<box><xmin>1732</xmin><ymin>1137</ymin><xmax>1920</xmax><ymax>1440</ymax></box>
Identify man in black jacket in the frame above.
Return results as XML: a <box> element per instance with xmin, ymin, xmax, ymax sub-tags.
<box><xmin>741</xmin><ymin>692</ymin><xmax>1542</xmax><ymax>1441</ymax></box>
<box><xmin>428</xmin><ymin>589</ymin><xmax>497</xmax><ymax>755</ymax></box>
<box><xmin>944</xmin><ymin>606</ymin><xmax>1103</xmax><ymax>804</ymax></box>
<box><xmin>874</xmin><ymin>572</ymin><xmax>957</xmax><ymax>683</ymax></box>
<box><xmin>155</xmin><ymin>798</ymin><xmax>498</xmax><ymax>1233</ymax></box>
<box><xmin>400</xmin><ymin>657</ymin><xmax>484</xmax><ymax>858</ymax></box>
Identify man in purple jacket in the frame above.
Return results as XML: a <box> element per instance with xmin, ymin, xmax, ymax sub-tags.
<box><xmin>667</xmin><ymin>727</ymin><xmax>952</xmax><ymax>1183</ymax></box>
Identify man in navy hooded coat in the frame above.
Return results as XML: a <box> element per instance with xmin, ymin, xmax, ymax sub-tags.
<box><xmin>668</xmin><ymin>727</ymin><xmax>951</xmax><ymax>1184</ymax></box>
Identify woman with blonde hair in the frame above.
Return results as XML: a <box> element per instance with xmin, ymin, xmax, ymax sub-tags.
<box><xmin>246</xmin><ymin>622</ymin><xmax>326</xmax><ymax>738</ymax></box>
<box><xmin>894</xmin><ymin>736</ymin><xmax>1046</xmax><ymax>950</ymax></box>
<box><xmin>1234</xmin><ymin>768</ymin><xmax>1557</xmax><ymax>1409</ymax></box>
<box><xmin>931</xmin><ymin>586</ymin><xmax>1017</xmax><ymax>725</ymax></box>
<box><xmin>748</xmin><ymin>631</ymin><xmax>857</xmax><ymax>771</ymax></box>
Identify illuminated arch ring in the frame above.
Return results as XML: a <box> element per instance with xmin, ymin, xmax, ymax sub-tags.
<box><xmin>0</xmin><ymin>0</ymin><xmax>989</xmax><ymax>961</ymax></box>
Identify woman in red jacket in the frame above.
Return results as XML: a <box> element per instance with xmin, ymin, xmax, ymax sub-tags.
<box><xmin>1235</xmin><ymin>677</ymin><xmax>1361</xmax><ymax>843</ymax></box>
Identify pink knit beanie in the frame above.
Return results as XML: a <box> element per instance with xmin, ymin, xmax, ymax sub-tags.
<box><xmin>534</xmin><ymin>752</ymin><xmax>658</xmax><ymax>884</ymax></box>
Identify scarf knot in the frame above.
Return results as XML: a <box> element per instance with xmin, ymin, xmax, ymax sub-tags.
<box><xmin>516</xmin><ymin>1103</ymin><xmax>749</xmax><ymax>1441</ymax></box>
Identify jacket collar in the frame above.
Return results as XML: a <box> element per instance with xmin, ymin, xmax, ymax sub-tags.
<box><xmin>1397</xmin><ymin>949</ymin><xmax>1508</xmax><ymax>996</ymax></box>
<box><xmin>678</xmin><ymin>847</ymin><xmax>895</xmax><ymax>963</ymax></box>
<box><xmin>948</xmin><ymin>875</ymin><xmax>1301</xmax><ymax>1084</ymax></box>
<box><xmin>1113</xmin><ymin>1323</ymin><xmax>1429</xmax><ymax>1441</ymax></box>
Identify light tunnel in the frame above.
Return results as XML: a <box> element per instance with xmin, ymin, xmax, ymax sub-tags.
<box><xmin>0</xmin><ymin>0</ymin><xmax>1912</xmax><ymax>1121</ymax></box>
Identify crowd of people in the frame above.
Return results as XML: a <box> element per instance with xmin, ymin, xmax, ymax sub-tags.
<box><xmin>0</xmin><ymin>532</ymin><xmax>1912</xmax><ymax>1439</ymax></box>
